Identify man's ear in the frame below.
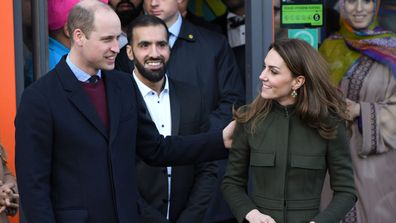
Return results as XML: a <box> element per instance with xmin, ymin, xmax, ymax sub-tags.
<box><xmin>73</xmin><ymin>28</ymin><xmax>85</xmax><ymax>47</ymax></box>
<box><xmin>126</xmin><ymin>44</ymin><xmax>134</xmax><ymax>61</ymax></box>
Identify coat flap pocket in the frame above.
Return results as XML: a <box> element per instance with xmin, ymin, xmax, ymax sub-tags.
<box><xmin>250</xmin><ymin>152</ymin><xmax>275</xmax><ymax>167</ymax></box>
<box><xmin>56</xmin><ymin>209</ymin><xmax>88</xmax><ymax>223</ymax></box>
<box><xmin>291</xmin><ymin>155</ymin><xmax>326</xmax><ymax>170</ymax></box>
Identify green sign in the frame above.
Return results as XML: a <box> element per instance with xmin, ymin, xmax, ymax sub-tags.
<box><xmin>288</xmin><ymin>28</ymin><xmax>319</xmax><ymax>49</ymax></box>
<box><xmin>282</xmin><ymin>4</ymin><xmax>323</xmax><ymax>27</ymax></box>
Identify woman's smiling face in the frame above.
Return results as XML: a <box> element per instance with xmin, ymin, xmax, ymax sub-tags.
<box><xmin>344</xmin><ymin>0</ymin><xmax>375</xmax><ymax>30</ymax></box>
<box><xmin>259</xmin><ymin>49</ymin><xmax>298</xmax><ymax>106</ymax></box>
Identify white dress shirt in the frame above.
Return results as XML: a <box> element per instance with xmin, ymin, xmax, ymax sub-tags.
<box><xmin>227</xmin><ymin>12</ymin><xmax>246</xmax><ymax>48</ymax></box>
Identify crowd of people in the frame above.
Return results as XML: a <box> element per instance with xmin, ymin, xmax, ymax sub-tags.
<box><xmin>5</xmin><ymin>0</ymin><xmax>395</xmax><ymax>223</ymax></box>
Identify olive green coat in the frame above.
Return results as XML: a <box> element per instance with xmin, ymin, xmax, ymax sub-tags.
<box><xmin>221</xmin><ymin>103</ymin><xmax>356</xmax><ymax>223</ymax></box>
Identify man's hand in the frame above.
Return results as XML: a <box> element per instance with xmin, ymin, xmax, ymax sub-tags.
<box><xmin>222</xmin><ymin>120</ymin><xmax>236</xmax><ymax>149</ymax></box>
<box><xmin>245</xmin><ymin>209</ymin><xmax>276</xmax><ymax>223</ymax></box>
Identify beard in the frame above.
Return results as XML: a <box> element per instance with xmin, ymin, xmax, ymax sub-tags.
<box><xmin>114</xmin><ymin>0</ymin><xmax>142</xmax><ymax>27</ymax></box>
<box><xmin>133</xmin><ymin>55</ymin><xmax>167</xmax><ymax>83</ymax></box>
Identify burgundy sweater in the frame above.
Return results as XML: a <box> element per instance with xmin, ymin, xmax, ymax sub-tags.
<box><xmin>81</xmin><ymin>79</ymin><xmax>109</xmax><ymax>129</ymax></box>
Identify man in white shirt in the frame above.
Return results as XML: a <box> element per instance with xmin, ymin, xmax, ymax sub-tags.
<box><xmin>143</xmin><ymin>1</ymin><xmax>244</xmax><ymax>222</ymax></box>
<box><xmin>126</xmin><ymin>15</ymin><xmax>218</xmax><ymax>223</ymax></box>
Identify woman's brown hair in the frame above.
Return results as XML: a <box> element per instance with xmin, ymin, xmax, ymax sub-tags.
<box><xmin>234</xmin><ymin>38</ymin><xmax>348</xmax><ymax>139</ymax></box>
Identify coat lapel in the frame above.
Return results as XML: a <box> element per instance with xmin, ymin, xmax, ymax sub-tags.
<box><xmin>56</xmin><ymin>58</ymin><xmax>109</xmax><ymax>140</ymax></box>
<box><xmin>103</xmin><ymin>71</ymin><xmax>122</xmax><ymax>144</ymax></box>
<box><xmin>169</xmin><ymin>80</ymin><xmax>180</xmax><ymax>135</ymax></box>
<box><xmin>176</xmin><ymin>19</ymin><xmax>197</xmax><ymax>43</ymax></box>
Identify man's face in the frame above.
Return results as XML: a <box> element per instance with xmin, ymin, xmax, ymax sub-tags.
<box><xmin>144</xmin><ymin>0</ymin><xmax>181</xmax><ymax>26</ymax></box>
<box><xmin>108</xmin><ymin>0</ymin><xmax>143</xmax><ymax>26</ymax></box>
<box><xmin>78</xmin><ymin>9</ymin><xmax>122</xmax><ymax>75</ymax></box>
<box><xmin>127</xmin><ymin>25</ymin><xmax>170</xmax><ymax>83</ymax></box>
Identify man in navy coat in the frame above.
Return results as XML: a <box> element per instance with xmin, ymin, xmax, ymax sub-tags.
<box><xmin>15</xmin><ymin>1</ymin><xmax>232</xmax><ymax>223</ymax></box>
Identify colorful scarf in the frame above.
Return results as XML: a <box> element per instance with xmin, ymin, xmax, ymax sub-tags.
<box><xmin>319</xmin><ymin>0</ymin><xmax>396</xmax><ymax>85</ymax></box>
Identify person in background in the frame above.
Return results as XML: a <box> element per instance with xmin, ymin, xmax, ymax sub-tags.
<box><xmin>109</xmin><ymin>0</ymin><xmax>143</xmax><ymax>73</ymax></box>
<box><xmin>214</xmin><ymin>0</ymin><xmax>245</xmax><ymax>49</ymax></box>
<box><xmin>273</xmin><ymin>0</ymin><xmax>287</xmax><ymax>40</ymax></box>
<box><xmin>319</xmin><ymin>0</ymin><xmax>396</xmax><ymax>222</ymax></box>
<box><xmin>108</xmin><ymin>0</ymin><xmax>143</xmax><ymax>48</ymax></box>
<box><xmin>222</xmin><ymin>38</ymin><xmax>357</xmax><ymax>223</ymax></box>
<box><xmin>48</xmin><ymin>0</ymin><xmax>108</xmax><ymax>70</ymax></box>
<box><xmin>126</xmin><ymin>15</ymin><xmax>217</xmax><ymax>223</ymax></box>
<box><xmin>213</xmin><ymin>0</ymin><xmax>246</xmax><ymax>86</ymax></box>
<box><xmin>0</xmin><ymin>144</ymin><xmax>18</xmax><ymax>223</ymax></box>
<box><xmin>177</xmin><ymin>0</ymin><xmax>221</xmax><ymax>33</ymax></box>
<box><xmin>47</xmin><ymin>0</ymin><xmax>74</xmax><ymax>70</ymax></box>
<box><xmin>143</xmin><ymin>1</ymin><xmax>245</xmax><ymax>222</ymax></box>
<box><xmin>15</xmin><ymin>1</ymin><xmax>233</xmax><ymax>223</ymax></box>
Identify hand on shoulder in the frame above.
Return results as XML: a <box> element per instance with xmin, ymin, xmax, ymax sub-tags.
<box><xmin>223</xmin><ymin>120</ymin><xmax>236</xmax><ymax>149</ymax></box>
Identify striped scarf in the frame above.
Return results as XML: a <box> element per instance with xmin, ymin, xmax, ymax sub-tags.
<box><xmin>319</xmin><ymin>0</ymin><xmax>396</xmax><ymax>85</ymax></box>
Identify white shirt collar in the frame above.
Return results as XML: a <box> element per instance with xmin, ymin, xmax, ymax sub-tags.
<box><xmin>227</xmin><ymin>11</ymin><xmax>244</xmax><ymax>19</ymax></box>
<box><xmin>66</xmin><ymin>54</ymin><xmax>102</xmax><ymax>82</ymax></box>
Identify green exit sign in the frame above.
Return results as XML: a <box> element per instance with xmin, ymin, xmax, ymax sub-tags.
<box><xmin>281</xmin><ymin>4</ymin><xmax>323</xmax><ymax>28</ymax></box>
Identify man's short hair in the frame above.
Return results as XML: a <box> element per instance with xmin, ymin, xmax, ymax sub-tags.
<box><xmin>127</xmin><ymin>15</ymin><xmax>169</xmax><ymax>45</ymax></box>
<box><xmin>67</xmin><ymin>1</ymin><xmax>113</xmax><ymax>42</ymax></box>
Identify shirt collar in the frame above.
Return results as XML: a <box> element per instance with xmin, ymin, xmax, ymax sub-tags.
<box><xmin>132</xmin><ymin>71</ymin><xmax>169</xmax><ymax>97</ymax></box>
<box><xmin>66</xmin><ymin>54</ymin><xmax>102</xmax><ymax>82</ymax></box>
<box><xmin>168</xmin><ymin>12</ymin><xmax>182</xmax><ymax>38</ymax></box>
<box><xmin>227</xmin><ymin>12</ymin><xmax>244</xmax><ymax>20</ymax></box>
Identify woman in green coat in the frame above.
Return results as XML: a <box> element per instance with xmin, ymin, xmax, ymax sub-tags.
<box><xmin>221</xmin><ymin>39</ymin><xmax>357</xmax><ymax>223</ymax></box>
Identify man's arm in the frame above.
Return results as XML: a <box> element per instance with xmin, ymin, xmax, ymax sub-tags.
<box><xmin>134</xmin><ymin>92</ymin><xmax>229</xmax><ymax>166</ymax></box>
<box><xmin>15</xmin><ymin>88</ymin><xmax>56</xmax><ymax>223</ymax></box>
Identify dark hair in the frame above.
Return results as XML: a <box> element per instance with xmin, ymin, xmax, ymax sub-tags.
<box><xmin>234</xmin><ymin>38</ymin><xmax>348</xmax><ymax>139</ymax></box>
<box><xmin>67</xmin><ymin>1</ymin><xmax>112</xmax><ymax>42</ymax></box>
<box><xmin>127</xmin><ymin>15</ymin><xmax>169</xmax><ymax>45</ymax></box>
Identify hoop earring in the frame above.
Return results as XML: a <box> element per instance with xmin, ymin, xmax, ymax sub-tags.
<box><xmin>291</xmin><ymin>89</ymin><xmax>297</xmax><ymax>98</ymax></box>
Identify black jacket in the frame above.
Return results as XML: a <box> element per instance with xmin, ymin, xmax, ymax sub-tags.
<box><xmin>135</xmin><ymin>78</ymin><xmax>218</xmax><ymax>223</ymax></box>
